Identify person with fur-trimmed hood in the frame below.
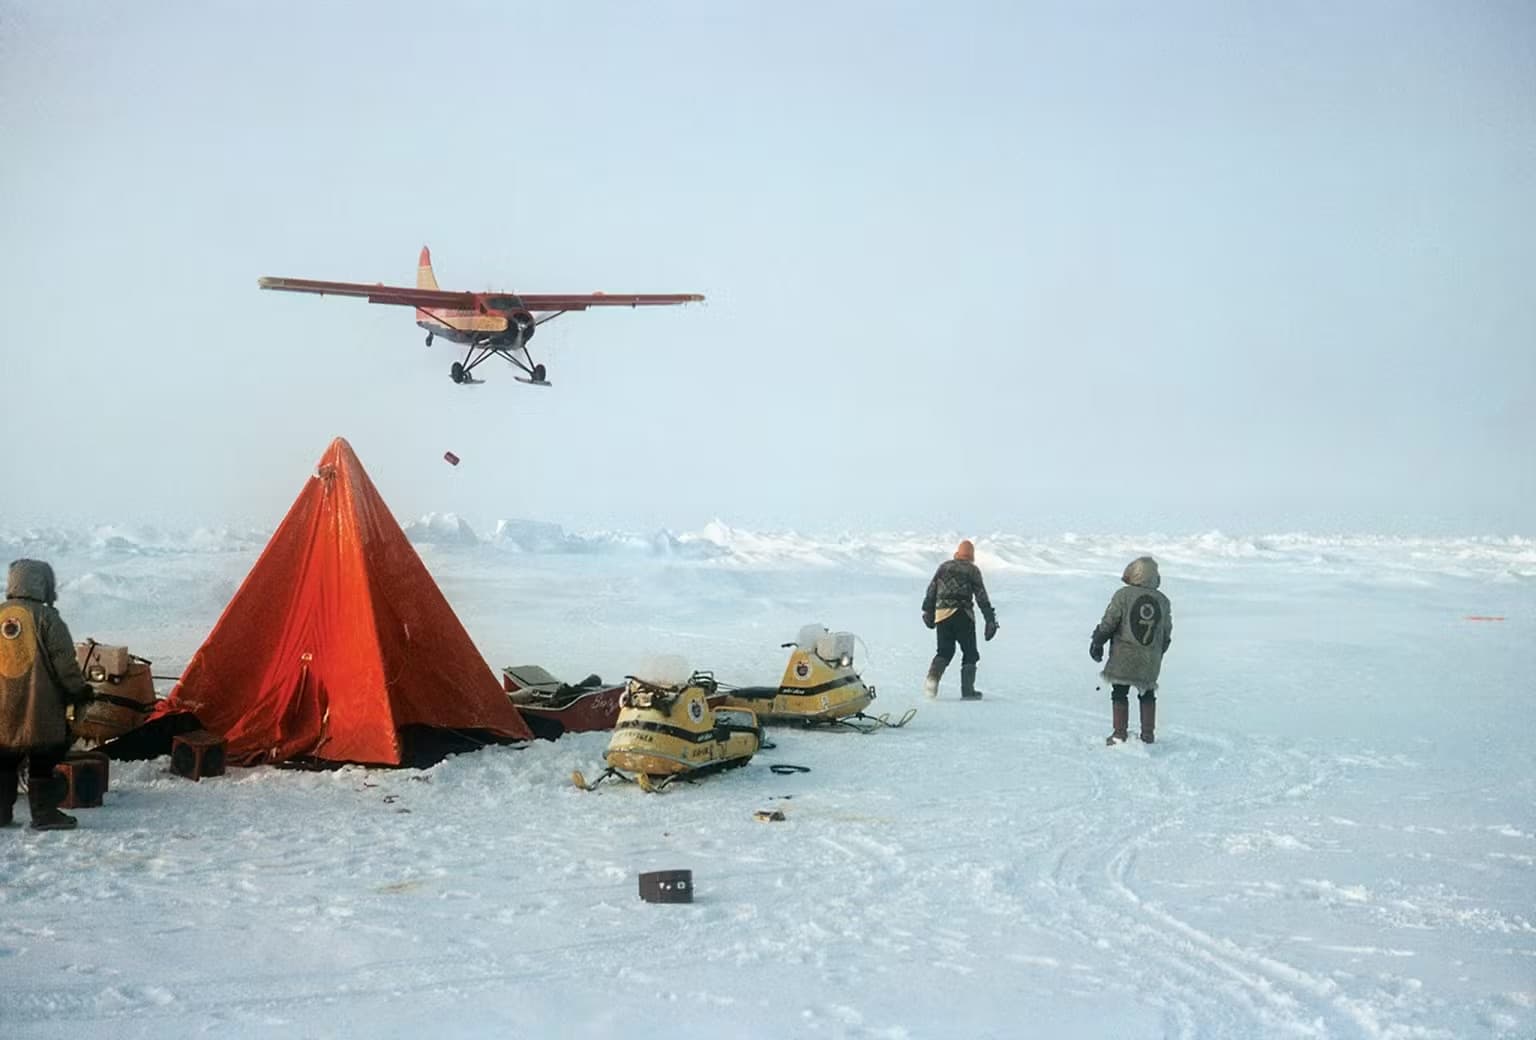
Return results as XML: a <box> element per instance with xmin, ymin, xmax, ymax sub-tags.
<box><xmin>0</xmin><ymin>559</ymin><xmax>94</xmax><ymax>830</ymax></box>
<box><xmin>1090</xmin><ymin>556</ymin><xmax>1172</xmax><ymax>745</ymax></box>
<box><xmin>922</xmin><ymin>539</ymin><xmax>998</xmax><ymax>700</ymax></box>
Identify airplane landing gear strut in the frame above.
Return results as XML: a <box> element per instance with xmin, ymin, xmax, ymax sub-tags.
<box><xmin>446</xmin><ymin>319</ymin><xmax>560</xmax><ymax>386</ymax></box>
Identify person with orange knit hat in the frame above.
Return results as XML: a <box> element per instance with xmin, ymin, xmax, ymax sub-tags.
<box><xmin>920</xmin><ymin>539</ymin><xmax>998</xmax><ymax>699</ymax></box>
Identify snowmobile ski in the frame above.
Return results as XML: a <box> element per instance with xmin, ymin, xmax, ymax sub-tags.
<box><xmin>827</xmin><ymin>708</ymin><xmax>917</xmax><ymax>733</ymax></box>
<box><xmin>572</xmin><ymin>767</ymin><xmax>659</xmax><ymax>792</ymax></box>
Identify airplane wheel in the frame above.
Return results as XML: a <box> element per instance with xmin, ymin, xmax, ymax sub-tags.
<box><xmin>450</xmin><ymin>362</ymin><xmax>465</xmax><ymax>383</ymax></box>
<box><xmin>531</xmin><ymin>363</ymin><xmax>546</xmax><ymax>383</ymax></box>
<box><xmin>425</xmin><ymin>332</ymin><xmax>434</xmax><ymax>347</ymax></box>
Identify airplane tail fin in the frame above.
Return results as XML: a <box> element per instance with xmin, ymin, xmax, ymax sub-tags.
<box><xmin>417</xmin><ymin>246</ymin><xmax>439</xmax><ymax>290</ymax></box>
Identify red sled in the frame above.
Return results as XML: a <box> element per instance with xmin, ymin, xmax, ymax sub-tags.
<box><xmin>502</xmin><ymin>665</ymin><xmax>625</xmax><ymax>740</ymax></box>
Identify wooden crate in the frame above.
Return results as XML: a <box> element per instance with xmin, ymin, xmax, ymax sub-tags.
<box><xmin>171</xmin><ymin>730</ymin><xmax>227</xmax><ymax>781</ymax></box>
<box><xmin>55</xmin><ymin>753</ymin><xmax>107</xmax><ymax>809</ymax></box>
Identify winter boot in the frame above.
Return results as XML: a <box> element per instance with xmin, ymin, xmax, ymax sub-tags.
<box><xmin>960</xmin><ymin>664</ymin><xmax>982</xmax><ymax>700</ymax></box>
<box><xmin>1138</xmin><ymin>692</ymin><xmax>1156</xmax><ymax>744</ymax></box>
<box><xmin>28</xmin><ymin>776</ymin><xmax>77</xmax><ymax>831</ymax></box>
<box><xmin>0</xmin><ymin>768</ymin><xmax>16</xmax><ymax>827</ymax></box>
<box><xmin>1106</xmin><ymin>695</ymin><xmax>1130</xmax><ymax>745</ymax></box>
<box><xmin>923</xmin><ymin>656</ymin><xmax>948</xmax><ymax>699</ymax></box>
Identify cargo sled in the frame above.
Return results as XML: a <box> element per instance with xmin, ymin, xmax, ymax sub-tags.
<box><xmin>502</xmin><ymin>665</ymin><xmax>625</xmax><ymax>740</ymax></box>
<box><xmin>572</xmin><ymin>672</ymin><xmax>761</xmax><ymax>792</ymax></box>
<box><xmin>719</xmin><ymin>624</ymin><xmax>914</xmax><ymax>733</ymax></box>
<box><xmin>71</xmin><ymin>641</ymin><xmax>158</xmax><ymax>743</ymax></box>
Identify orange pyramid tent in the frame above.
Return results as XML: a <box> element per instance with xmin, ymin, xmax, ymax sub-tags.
<box><xmin>159</xmin><ymin>437</ymin><xmax>531</xmax><ymax>765</ymax></box>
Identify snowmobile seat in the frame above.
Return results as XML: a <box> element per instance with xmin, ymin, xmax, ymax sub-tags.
<box><xmin>721</xmin><ymin>685</ymin><xmax>778</xmax><ymax>702</ymax></box>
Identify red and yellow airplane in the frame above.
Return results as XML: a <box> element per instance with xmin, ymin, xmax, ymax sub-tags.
<box><xmin>258</xmin><ymin>247</ymin><xmax>704</xmax><ymax>386</ymax></box>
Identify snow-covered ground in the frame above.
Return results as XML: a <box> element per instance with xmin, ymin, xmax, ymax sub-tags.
<box><xmin>1</xmin><ymin>524</ymin><xmax>1532</xmax><ymax>1039</ymax></box>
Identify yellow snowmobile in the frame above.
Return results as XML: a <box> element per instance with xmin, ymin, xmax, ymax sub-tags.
<box><xmin>718</xmin><ymin>625</ymin><xmax>915</xmax><ymax>733</ymax></box>
<box><xmin>572</xmin><ymin>672</ymin><xmax>762</xmax><ymax>792</ymax></box>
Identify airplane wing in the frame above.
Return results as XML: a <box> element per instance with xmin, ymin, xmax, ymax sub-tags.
<box><xmin>515</xmin><ymin>293</ymin><xmax>705</xmax><ymax>311</ymax></box>
<box><xmin>257</xmin><ymin>278</ymin><xmax>478</xmax><ymax>309</ymax></box>
<box><xmin>258</xmin><ymin>277</ymin><xmax>703</xmax><ymax>312</ymax></box>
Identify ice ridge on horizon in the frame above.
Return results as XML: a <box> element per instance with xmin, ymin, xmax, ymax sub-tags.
<box><xmin>2</xmin><ymin>518</ymin><xmax>1531</xmax><ymax>581</ymax></box>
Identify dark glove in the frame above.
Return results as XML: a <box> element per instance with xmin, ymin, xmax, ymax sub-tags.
<box><xmin>922</xmin><ymin>610</ymin><xmax>935</xmax><ymax>630</ymax></box>
<box><xmin>1089</xmin><ymin>641</ymin><xmax>1104</xmax><ymax>663</ymax></box>
<box><xmin>71</xmin><ymin>686</ymin><xmax>96</xmax><ymax>710</ymax></box>
<box><xmin>984</xmin><ymin>619</ymin><xmax>999</xmax><ymax>642</ymax></box>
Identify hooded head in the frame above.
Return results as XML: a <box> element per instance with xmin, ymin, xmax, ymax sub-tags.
<box><xmin>1121</xmin><ymin>556</ymin><xmax>1160</xmax><ymax>590</ymax></box>
<box><xmin>954</xmin><ymin>539</ymin><xmax>975</xmax><ymax>562</ymax></box>
<box><xmin>7</xmin><ymin>559</ymin><xmax>57</xmax><ymax>604</ymax></box>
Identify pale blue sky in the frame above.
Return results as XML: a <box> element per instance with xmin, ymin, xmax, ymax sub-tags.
<box><xmin>2</xmin><ymin>1</ymin><xmax>1531</xmax><ymax>534</ymax></box>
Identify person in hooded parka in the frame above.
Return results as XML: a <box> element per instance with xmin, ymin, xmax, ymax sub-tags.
<box><xmin>1090</xmin><ymin>556</ymin><xmax>1173</xmax><ymax>745</ymax></box>
<box><xmin>0</xmin><ymin>559</ymin><xmax>93</xmax><ymax>830</ymax></box>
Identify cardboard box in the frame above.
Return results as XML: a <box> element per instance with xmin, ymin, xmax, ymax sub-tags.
<box><xmin>76</xmin><ymin>642</ymin><xmax>131</xmax><ymax>681</ymax></box>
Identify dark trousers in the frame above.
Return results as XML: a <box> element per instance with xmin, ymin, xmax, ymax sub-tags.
<box><xmin>1110</xmin><ymin>684</ymin><xmax>1155</xmax><ymax>702</ymax></box>
<box><xmin>0</xmin><ymin>746</ymin><xmax>68</xmax><ymax>786</ymax></box>
<box><xmin>935</xmin><ymin>612</ymin><xmax>979</xmax><ymax>665</ymax></box>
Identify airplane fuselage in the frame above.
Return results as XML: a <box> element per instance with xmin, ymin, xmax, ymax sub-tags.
<box><xmin>415</xmin><ymin>295</ymin><xmax>534</xmax><ymax>346</ymax></box>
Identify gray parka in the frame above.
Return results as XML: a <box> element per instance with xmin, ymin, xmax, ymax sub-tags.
<box><xmin>1090</xmin><ymin>557</ymin><xmax>1173</xmax><ymax>688</ymax></box>
<box><xmin>0</xmin><ymin>559</ymin><xmax>89</xmax><ymax>751</ymax></box>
